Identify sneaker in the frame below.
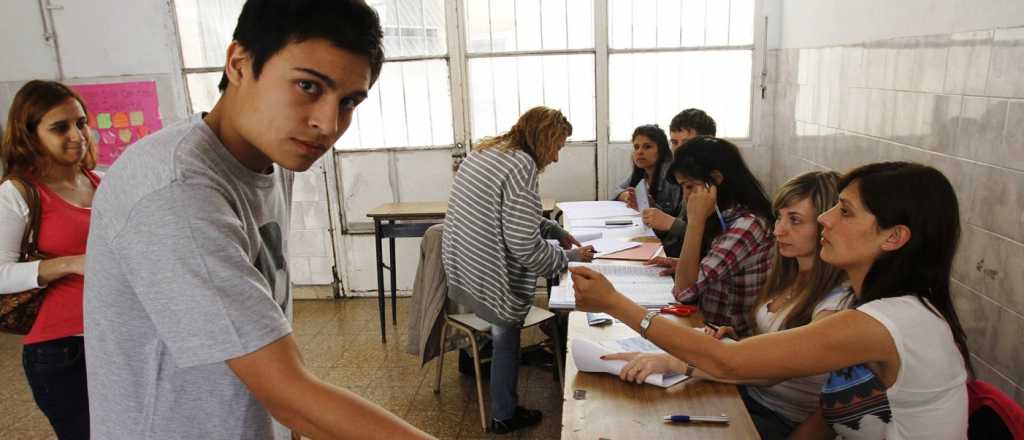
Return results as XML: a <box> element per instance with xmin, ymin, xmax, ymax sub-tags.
<box><xmin>491</xmin><ymin>406</ymin><xmax>543</xmax><ymax>434</ymax></box>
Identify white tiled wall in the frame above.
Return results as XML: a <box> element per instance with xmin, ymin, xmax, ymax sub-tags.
<box><xmin>767</xmin><ymin>26</ymin><xmax>1024</xmax><ymax>405</ymax></box>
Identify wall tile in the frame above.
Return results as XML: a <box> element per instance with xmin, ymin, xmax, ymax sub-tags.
<box><xmin>293</xmin><ymin>163</ymin><xmax>327</xmax><ymax>203</ymax></box>
<box><xmin>999</xmin><ymin>100</ymin><xmax>1024</xmax><ymax>172</ymax></box>
<box><xmin>893</xmin><ymin>37</ymin><xmax>921</xmax><ymax>91</ymax></box>
<box><xmin>917</xmin><ymin>35</ymin><xmax>950</xmax><ymax>94</ymax></box>
<box><xmin>308</xmin><ymin>256</ymin><xmax>335</xmax><ymax>285</ymax></box>
<box><xmin>952</xmin><ymin>281</ymin><xmax>997</xmax><ymax>368</ymax></box>
<box><xmin>796</xmin><ymin>84</ymin><xmax>816</xmax><ymax>122</ymax></box>
<box><xmin>955</xmin><ymin>225</ymin><xmax>1024</xmax><ymax>318</ymax></box>
<box><xmin>992</xmin><ymin>306</ymin><xmax>1024</xmax><ymax>384</ymax></box>
<box><xmin>865</xmin><ymin>89</ymin><xmax>895</xmax><ymax>139</ymax></box>
<box><xmin>988</xmin><ymin>27</ymin><xmax>1024</xmax><ymax>98</ymax></box>
<box><xmin>289</xmin><ymin>256</ymin><xmax>312</xmax><ymax>285</ymax></box>
<box><xmin>967</xmin><ymin>163</ymin><xmax>1024</xmax><ymax>243</ymax></box>
<box><xmin>842</xmin><ymin>88</ymin><xmax>867</xmax><ymax>134</ymax></box>
<box><xmin>840</xmin><ymin>46</ymin><xmax>865</xmax><ymax>89</ymax></box>
<box><xmin>892</xmin><ymin>91</ymin><xmax>919</xmax><ymax>145</ymax></box>
<box><xmin>863</xmin><ymin>44</ymin><xmax>889</xmax><ymax>90</ymax></box>
<box><xmin>944</xmin><ymin>30</ymin><xmax>993</xmax><ymax>95</ymax></box>
<box><xmin>290</xmin><ymin>230</ymin><xmax>328</xmax><ymax>257</ymax></box>
<box><xmin>956</xmin><ymin>97</ymin><xmax>1008</xmax><ymax>164</ymax></box>
<box><xmin>919</xmin><ymin>94</ymin><xmax>962</xmax><ymax>155</ymax></box>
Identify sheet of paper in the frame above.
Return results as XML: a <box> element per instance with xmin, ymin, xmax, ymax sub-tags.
<box><xmin>557</xmin><ymin>201</ymin><xmax>640</xmax><ymax>219</ymax></box>
<box><xmin>571</xmin><ymin>338</ymin><xmax>688</xmax><ymax>388</ymax></box>
<box><xmin>572</xmin><ymin>231</ymin><xmax>603</xmax><ymax>243</ymax></box>
<box><xmin>634</xmin><ymin>181</ymin><xmax>651</xmax><ymax>212</ymax></box>
<box><xmin>569</xmin><ymin>218</ymin><xmax>640</xmax><ymax>229</ymax></box>
<box><xmin>552</xmin><ymin>262</ymin><xmax>676</xmax><ymax>308</ymax></box>
<box><xmin>583</xmin><ymin>238</ymin><xmax>641</xmax><ymax>256</ymax></box>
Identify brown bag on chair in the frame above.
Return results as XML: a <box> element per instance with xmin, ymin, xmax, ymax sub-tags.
<box><xmin>0</xmin><ymin>176</ymin><xmax>47</xmax><ymax>335</ymax></box>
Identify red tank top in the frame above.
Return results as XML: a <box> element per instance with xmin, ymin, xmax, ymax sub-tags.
<box><xmin>23</xmin><ymin>169</ymin><xmax>101</xmax><ymax>345</ymax></box>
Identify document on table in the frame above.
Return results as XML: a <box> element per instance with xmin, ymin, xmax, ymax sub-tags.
<box><xmin>571</xmin><ymin>337</ymin><xmax>688</xmax><ymax>388</ymax></box>
<box><xmin>582</xmin><ymin>238</ymin><xmax>641</xmax><ymax>256</ymax></box>
<box><xmin>557</xmin><ymin>201</ymin><xmax>640</xmax><ymax>219</ymax></box>
<box><xmin>549</xmin><ymin>262</ymin><xmax>676</xmax><ymax>309</ymax></box>
<box><xmin>633</xmin><ymin>183</ymin><xmax>655</xmax><ymax>237</ymax></box>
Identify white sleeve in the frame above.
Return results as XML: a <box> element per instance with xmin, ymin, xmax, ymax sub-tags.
<box><xmin>0</xmin><ymin>181</ymin><xmax>42</xmax><ymax>294</ymax></box>
<box><xmin>812</xmin><ymin>285</ymin><xmax>853</xmax><ymax>316</ymax></box>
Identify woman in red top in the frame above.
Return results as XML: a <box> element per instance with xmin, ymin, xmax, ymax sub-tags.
<box><xmin>0</xmin><ymin>80</ymin><xmax>101</xmax><ymax>440</ymax></box>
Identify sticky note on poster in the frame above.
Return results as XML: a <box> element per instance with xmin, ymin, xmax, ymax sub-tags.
<box><xmin>71</xmin><ymin>81</ymin><xmax>162</xmax><ymax>166</ymax></box>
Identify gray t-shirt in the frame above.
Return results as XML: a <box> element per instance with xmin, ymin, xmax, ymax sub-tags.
<box><xmin>84</xmin><ymin>114</ymin><xmax>294</xmax><ymax>440</ymax></box>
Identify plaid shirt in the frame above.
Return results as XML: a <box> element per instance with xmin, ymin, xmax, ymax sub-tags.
<box><xmin>676</xmin><ymin>206</ymin><xmax>772</xmax><ymax>337</ymax></box>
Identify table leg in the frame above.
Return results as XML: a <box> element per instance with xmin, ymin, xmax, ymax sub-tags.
<box><xmin>389</xmin><ymin>220</ymin><xmax>398</xmax><ymax>326</ymax></box>
<box><xmin>374</xmin><ymin>219</ymin><xmax>387</xmax><ymax>344</ymax></box>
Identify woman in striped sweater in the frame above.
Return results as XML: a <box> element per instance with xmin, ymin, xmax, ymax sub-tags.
<box><xmin>442</xmin><ymin>106</ymin><xmax>593</xmax><ymax>434</ymax></box>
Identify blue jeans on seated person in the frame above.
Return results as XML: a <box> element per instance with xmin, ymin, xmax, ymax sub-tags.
<box><xmin>22</xmin><ymin>336</ymin><xmax>90</xmax><ymax>440</ymax></box>
<box><xmin>490</xmin><ymin>322</ymin><xmax>522</xmax><ymax>421</ymax></box>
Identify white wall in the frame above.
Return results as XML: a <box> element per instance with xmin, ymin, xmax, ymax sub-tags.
<box><xmin>0</xmin><ymin>0</ymin><xmax>189</xmax><ymax>131</ymax></box>
<box><xmin>772</xmin><ymin>0</ymin><xmax>1024</xmax><ymax>49</ymax></box>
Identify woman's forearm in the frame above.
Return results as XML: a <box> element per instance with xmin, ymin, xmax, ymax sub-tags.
<box><xmin>674</xmin><ymin>221</ymin><xmax>705</xmax><ymax>289</ymax></box>
<box><xmin>37</xmin><ymin>255</ymin><xmax>84</xmax><ymax>285</ymax></box>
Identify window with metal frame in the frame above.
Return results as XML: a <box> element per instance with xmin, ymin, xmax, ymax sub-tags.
<box><xmin>607</xmin><ymin>0</ymin><xmax>754</xmax><ymax>141</ymax></box>
<box><xmin>173</xmin><ymin>0</ymin><xmax>454</xmax><ymax>151</ymax></box>
<box><xmin>464</xmin><ymin>0</ymin><xmax>597</xmax><ymax>142</ymax></box>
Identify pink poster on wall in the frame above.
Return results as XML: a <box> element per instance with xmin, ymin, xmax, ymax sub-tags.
<box><xmin>71</xmin><ymin>81</ymin><xmax>163</xmax><ymax>166</ymax></box>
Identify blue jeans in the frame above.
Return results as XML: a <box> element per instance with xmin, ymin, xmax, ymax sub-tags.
<box><xmin>490</xmin><ymin>322</ymin><xmax>522</xmax><ymax>421</ymax></box>
<box><xmin>22</xmin><ymin>336</ymin><xmax>90</xmax><ymax>440</ymax></box>
<box><xmin>738</xmin><ymin>385</ymin><xmax>797</xmax><ymax>440</ymax></box>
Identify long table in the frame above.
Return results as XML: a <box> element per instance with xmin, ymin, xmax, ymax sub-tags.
<box><xmin>555</xmin><ymin>211</ymin><xmax>760</xmax><ymax>439</ymax></box>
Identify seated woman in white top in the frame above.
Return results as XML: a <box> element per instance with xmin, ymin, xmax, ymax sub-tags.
<box><xmin>606</xmin><ymin>170</ymin><xmax>852</xmax><ymax>439</ymax></box>
<box><xmin>572</xmin><ymin>162</ymin><xmax>972</xmax><ymax>440</ymax></box>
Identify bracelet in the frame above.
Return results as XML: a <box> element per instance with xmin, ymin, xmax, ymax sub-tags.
<box><xmin>639</xmin><ymin>310</ymin><xmax>660</xmax><ymax>339</ymax></box>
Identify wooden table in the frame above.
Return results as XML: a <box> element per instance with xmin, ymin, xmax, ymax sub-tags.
<box><xmin>365</xmin><ymin>198</ymin><xmax>556</xmax><ymax>343</ymax></box>
<box><xmin>561</xmin><ymin>311</ymin><xmax>760</xmax><ymax>439</ymax></box>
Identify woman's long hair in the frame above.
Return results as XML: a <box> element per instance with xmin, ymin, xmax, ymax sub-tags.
<box><xmin>473</xmin><ymin>106</ymin><xmax>572</xmax><ymax>172</ymax></box>
<box><xmin>841</xmin><ymin>161</ymin><xmax>974</xmax><ymax>377</ymax></box>
<box><xmin>1</xmin><ymin>80</ymin><xmax>97</xmax><ymax>180</ymax></box>
<box><xmin>755</xmin><ymin>171</ymin><xmax>846</xmax><ymax>330</ymax></box>
<box><xmin>625</xmin><ymin>124</ymin><xmax>672</xmax><ymax>203</ymax></box>
<box><xmin>667</xmin><ymin>136</ymin><xmax>773</xmax><ymax>255</ymax></box>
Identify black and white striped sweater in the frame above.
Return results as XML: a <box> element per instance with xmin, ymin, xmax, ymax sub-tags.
<box><xmin>442</xmin><ymin>148</ymin><xmax>568</xmax><ymax>327</ymax></box>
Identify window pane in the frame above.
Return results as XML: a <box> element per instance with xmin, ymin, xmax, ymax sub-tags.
<box><xmin>729</xmin><ymin>0</ymin><xmax>755</xmax><ymax>46</ymax></box>
<box><xmin>468</xmin><ymin>0</ymin><xmax>593</xmax><ymax>53</ymax></box>
<box><xmin>656</xmin><ymin>0</ymin><xmax>682</xmax><ymax>48</ymax></box>
<box><xmin>705</xmin><ymin>0</ymin><xmax>730</xmax><ymax>46</ymax></box>
<box><xmin>468</xmin><ymin>54</ymin><xmax>595</xmax><ymax>141</ymax></box>
<box><xmin>609</xmin><ymin>50</ymin><xmax>751</xmax><ymax>141</ymax></box>
<box><xmin>680</xmin><ymin>0</ymin><xmax>707</xmax><ymax>47</ymax></box>
<box><xmin>631</xmin><ymin>0</ymin><xmax>657</xmax><ymax>48</ymax></box>
<box><xmin>175</xmin><ymin>0</ymin><xmax>244</xmax><ymax>69</ymax></box>
<box><xmin>608</xmin><ymin>0</ymin><xmax>632</xmax><ymax>49</ymax></box>
<box><xmin>176</xmin><ymin>1</ymin><xmax>445</xmax><ymax>68</ymax></box>
<box><xmin>335</xmin><ymin>60</ymin><xmax>453</xmax><ymax>150</ymax></box>
<box><xmin>185</xmin><ymin>72</ymin><xmax>223</xmax><ymax>113</ymax></box>
<box><xmin>373</xmin><ymin>0</ymin><xmax>448</xmax><ymax>57</ymax></box>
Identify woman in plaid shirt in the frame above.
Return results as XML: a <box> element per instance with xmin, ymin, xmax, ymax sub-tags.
<box><xmin>648</xmin><ymin>136</ymin><xmax>774</xmax><ymax>337</ymax></box>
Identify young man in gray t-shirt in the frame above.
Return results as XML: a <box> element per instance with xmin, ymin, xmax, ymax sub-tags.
<box><xmin>83</xmin><ymin>1</ymin><xmax>431</xmax><ymax>438</ymax></box>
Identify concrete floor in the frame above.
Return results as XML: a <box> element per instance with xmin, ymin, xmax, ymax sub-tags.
<box><xmin>0</xmin><ymin>297</ymin><xmax>562</xmax><ymax>440</ymax></box>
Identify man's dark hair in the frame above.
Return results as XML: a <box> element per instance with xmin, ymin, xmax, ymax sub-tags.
<box><xmin>217</xmin><ymin>0</ymin><xmax>385</xmax><ymax>91</ymax></box>
<box><xmin>669</xmin><ymin>108</ymin><xmax>717</xmax><ymax>136</ymax></box>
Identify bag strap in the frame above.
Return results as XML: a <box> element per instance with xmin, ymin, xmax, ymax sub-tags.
<box><xmin>3</xmin><ymin>176</ymin><xmax>42</xmax><ymax>260</ymax></box>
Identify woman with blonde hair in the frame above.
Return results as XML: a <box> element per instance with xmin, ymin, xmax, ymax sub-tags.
<box><xmin>0</xmin><ymin>80</ymin><xmax>101</xmax><ymax>439</ymax></box>
<box><xmin>605</xmin><ymin>170</ymin><xmax>850</xmax><ymax>439</ymax></box>
<box><xmin>443</xmin><ymin>106</ymin><xmax>594</xmax><ymax>434</ymax></box>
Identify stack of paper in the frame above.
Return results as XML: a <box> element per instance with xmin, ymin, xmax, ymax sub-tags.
<box><xmin>557</xmin><ymin>201</ymin><xmax>639</xmax><ymax>219</ymax></box>
<box><xmin>571</xmin><ymin>337</ymin><xmax>688</xmax><ymax>388</ymax></box>
<box><xmin>582</xmin><ymin>238</ymin><xmax>641</xmax><ymax>256</ymax></box>
<box><xmin>549</xmin><ymin>262</ymin><xmax>675</xmax><ymax>309</ymax></box>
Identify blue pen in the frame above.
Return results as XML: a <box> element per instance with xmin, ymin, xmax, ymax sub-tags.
<box><xmin>663</xmin><ymin>414</ymin><xmax>730</xmax><ymax>424</ymax></box>
<box><xmin>704</xmin><ymin>182</ymin><xmax>728</xmax><ymax>231</ymax></box>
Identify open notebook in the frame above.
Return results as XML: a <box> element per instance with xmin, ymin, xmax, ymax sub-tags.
<box><xmin>571</xmin><ymin>336</ymin><xmax>688</xmax><ymax>388</ymax></box>
<box><xmin>549</xmin><ymin>262</ymin><xmax>675</xmax><ymax>309</ymax></box>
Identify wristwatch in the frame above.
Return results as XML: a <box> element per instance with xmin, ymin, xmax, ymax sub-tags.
<box><xmin>639</xmin><ymin>310</ymin><xmax>660</xmax><ymax>339</ymax></box>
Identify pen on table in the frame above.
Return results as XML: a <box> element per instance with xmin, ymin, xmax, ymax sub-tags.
<box><xmin>703</xmin><ymin>321</ymin><xmax>720</xmax><ymax>332</ymax></box>
<box><xmin>663</xmin><ymin>414</ymin><xmax>730</xmax><ymax>424</ymax></box>
<box><xmin>704</xmin><ymin>182</ymin><xmax>728</xmax><ymax>231</ymax></box>
<box><xmin>604</xmin><ymin>219</ymin><xmax>633</xmax><ymax>226</ymax></box>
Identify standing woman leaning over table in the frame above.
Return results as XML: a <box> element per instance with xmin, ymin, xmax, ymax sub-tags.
<box><xmin>573</xmin><ymin>162</ymin><xmax>973</xmax><ymax>439</ymax></box>
<box><xmin>442</xmin><ymin>106</ymin><xmax>594</xmax><ymax>434</ymax></box>
<box><xmin>0</xmin><ymin>80</ymin><xmax>102</xmax><ymax>440</ymax></box>
<box><xmin>607</xmin><ymin>170</ymin><xmax>852</xmax><ymax>440</ymax></box>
